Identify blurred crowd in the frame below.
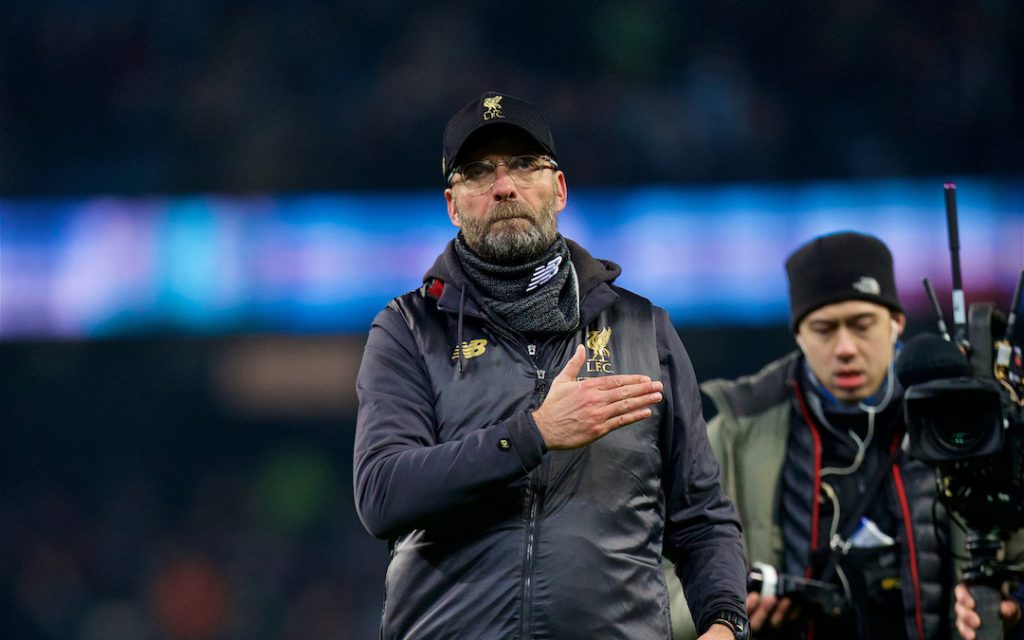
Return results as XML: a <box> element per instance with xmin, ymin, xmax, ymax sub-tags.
<box><xmin>1</xmin><ymin>0</ymin><xmax>1020</xmax><ymax>196</ymax></box>
<box><xmin>1</xmin><ymin>341</ymin><xmax>385</xmax><ymax>640</ymax></box>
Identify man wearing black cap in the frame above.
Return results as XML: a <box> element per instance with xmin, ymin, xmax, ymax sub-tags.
<box><xmin>354</xmin><ymin>91</ymin><xmax>749</xmax><ymax>640</ymax></box>
<box><xmin>669</xmin><ymin>231</ymin><xmax>957</xmax><ymax>639</ymax></box>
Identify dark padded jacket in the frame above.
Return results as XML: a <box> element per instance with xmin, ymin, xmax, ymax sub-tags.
<box><xmin>700</xmin><ymin>352</ymin><xmax>955</xmax><ymax>640</ymax></box>
<box><xmin>354</xmin><ymin>238</ymin><xmax>746</xmax><ymax>640</ymax></box>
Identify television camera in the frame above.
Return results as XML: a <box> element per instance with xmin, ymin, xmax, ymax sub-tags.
<box><xmin>897</xmin><ymin>183</ymin><xmax>1024</xmax><ymax>640</ymax></box>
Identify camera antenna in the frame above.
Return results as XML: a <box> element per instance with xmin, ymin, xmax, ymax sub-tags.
<box><xmin>922</xmin><ymin>277</ymin><xmax>952</xmax><ymax>342</ymax></box>
<box><xmin>944</xmin><ymin>183</ymin><xmax>969</xmax><ymax>350</ymax></box>
<box><xmin>994</xmin><ymin>270</ymin><xmax>1023</xmax><ymax>401</ymax></box>
<box><xmin>1004</xmin><ymin>270</ymin><xmax>1023</xmax><ymax>343</ymax></box>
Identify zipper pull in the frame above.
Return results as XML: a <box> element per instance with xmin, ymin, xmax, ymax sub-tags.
<box><xmin>527</xmin><ymin>344</ymin><xmax>537</xmax><ymax>356</ymax></box>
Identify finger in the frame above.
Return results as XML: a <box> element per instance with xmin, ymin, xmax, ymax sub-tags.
<box><xmin>601</xmin><ymin>380</ymin><xmax>662</xmax><ymax>403</ymax></box>
<box><xmin>770</xmin><ymin>597</ymin><xmax>792</xmax><ymax>627</ymax></box>
<box><xmin>956</xmin><ymin>616</ymin><xmax>976</xmax><ymax>640</ymax></box>
<box><xmin>554</xmin><ymin>345</ymin><xmax>587</xmax><ymax>382</ymax></box>
<box><xmin>1001</xmin><ymin>599</ymin><xmax>1022</xmax><ymax>624</ymax></box>
<box><xmin>604</xmin><ymin>408</ymin><xmax>653</xmax><ymax>432</ymax></box>
<box><xmin>745</xmin><ymin>592</ymin><xmax>759</xmax><ymax>613</ymax></box>
<box><xmin>955</xmin><ymin>601</ymin><xmax>981</xmax><ymax>629</ymax></box>
<box><xmin>748</xmin><ymin>607</ymin><xmax>767</xmax><ymax>632</ymax></box>
<box><xmin>749</xmin><ymin>594</ymin><xmax>775</xmax><ymax>631</ymax></box>
<box><xmin>954</xmin><ymin>600</ymin><xmax>967</xmax><ymax>618</ymax></box>
<box><xmin>956</xmin><ymin>583</ymin><xmax>975</xmax><ymax>609</ymax></box>
<box><xmin>610</xmin><ymin>391</ymin><xmax>662</xmax><ymax>417</ymax></box>
<box><xmin>591</xmin><ymin>374</ymin><xmax>653</xmax><ymax>390</ymax></box>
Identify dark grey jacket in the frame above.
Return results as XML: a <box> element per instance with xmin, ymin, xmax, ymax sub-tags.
<box><xmin>700</xmin><ymin>352</ymin><xmax>955</xmax><ymax>640</ymax></box>
<box><xmin>354</xmin><ymin>238</ymin><xmax>746</xmax><ymax>639</ymax></box>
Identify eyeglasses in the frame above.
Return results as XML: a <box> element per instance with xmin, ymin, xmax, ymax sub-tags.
<box><xmin>449</xmin><ymin>155</ymin><xmax>559</xmax><ymax>192</ymax></box>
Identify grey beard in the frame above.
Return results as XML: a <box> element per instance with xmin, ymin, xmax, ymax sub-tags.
<box><xmin>458</xmin><ymin>200</ymin><xmax>558</xmax><ymax>265</ymax></box>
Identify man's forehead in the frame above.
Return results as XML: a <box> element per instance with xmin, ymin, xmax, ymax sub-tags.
<box><xmin>803</xmin><ymin>299</ymin><xmax>890</xmax><ymax>323</ymax></box>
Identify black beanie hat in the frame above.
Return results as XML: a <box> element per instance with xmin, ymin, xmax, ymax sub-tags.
<box><xmin>785</xmin><ymin>231</ymin><xmax>903</xmax><ymax>331</ymax></box>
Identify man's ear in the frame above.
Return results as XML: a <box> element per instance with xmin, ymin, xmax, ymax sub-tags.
<box><xmin>891</xmin><ymin>312</ymin><xmax>906</xmax><ymax>344</ymax></box>
<box><xmin>445</xmin><ymin>189</ymin><xmax>461</xmax><ymax>227</ymax></box>
<box><xmin>554</xmin><ymin>171</ymin><xmax>568</xmax><ymax>212</ymax></box>
<box><xmin>794</xmin><ymin>333</ymin><xmax>806</xmax><ymax>353</ymax></box>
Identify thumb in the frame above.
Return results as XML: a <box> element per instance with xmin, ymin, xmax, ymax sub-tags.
<box><xmin>554</xmin><ymin>344</ymin><xmax>586</xmax><ymax>382</ymax></box>
<box><xmin>1002</xmin><ymin>598</ymin><xmax>1022</xmax><ymax>624</ymax></box>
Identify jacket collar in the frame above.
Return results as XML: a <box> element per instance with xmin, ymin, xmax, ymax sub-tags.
<box><xmin>423</xmin><ymin>236</ymin><xmax>622</xmax><ymax>323</ymax></box>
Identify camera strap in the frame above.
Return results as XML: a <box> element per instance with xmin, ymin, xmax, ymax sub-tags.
<box><xmin>819</xmin><ymin>446</ymin><xmax>902</xmax><ymax>582</ymax></box>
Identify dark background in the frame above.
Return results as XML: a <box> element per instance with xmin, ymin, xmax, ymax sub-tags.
<box><xmin>1</xmin><ymin>0</ymin><xmax>1021</xmax><ymax>196</ymax></box>
<box><xmin>2</xmin><ymin>1</ymin><xmax>1021</xmax><ymax>638</ymax></box>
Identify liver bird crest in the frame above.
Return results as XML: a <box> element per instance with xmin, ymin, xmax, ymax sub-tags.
<box><xmin>586</xmin><ymin>327</ymin><xmax>612</xmax><ymax>361</ymax></box>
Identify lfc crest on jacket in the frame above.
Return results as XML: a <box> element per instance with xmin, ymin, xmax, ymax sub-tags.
<box><xmin>585</xmin><ymin>327</ymin><xmax>614</xmax><ymax>374</ymax></box>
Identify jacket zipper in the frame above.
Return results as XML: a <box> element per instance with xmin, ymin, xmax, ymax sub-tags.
<box><xmin>440</xmin><ymin>301</ymin><xmax>565</xmax><ymax>637</ymax></box>
<box><xmin>520</xmin><ymin>343</ymin><xmax>546</xmax><ymax>638</ymax></box>
<box><xmin>792</xmin><ymin>381</ymin><xmax>824</xmax><ymax>640</ymax></box>
<box><xmin>892</xmin><ymin>464</ymin><xmax>926</xmax><ymax>640</ymax></box>
<box><xmin>520</xmin><ymin>478</ymin><xmax>540</xmax><ymax>638</ymax></box>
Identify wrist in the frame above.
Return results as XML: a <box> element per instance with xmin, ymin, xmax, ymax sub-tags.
<box><xmin>710</xmin><ymin>609</ymin><xmax>750</xmax><ymax>640</ymax></box>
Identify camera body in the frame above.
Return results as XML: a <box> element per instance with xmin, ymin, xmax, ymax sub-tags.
<box><xmin>903</xmin><ymin>303</ymin><xmax>1024</xmax><ymax>533</ymax></box>
<box><xmin>904</xmin><ymin>377</ymin><xmax>1004</xmax><ymax>462</ymax></box>
<box><xmin>746</xmin><ymin>562</ymin><xmax>847</xmax><ymax>619</ymax></box>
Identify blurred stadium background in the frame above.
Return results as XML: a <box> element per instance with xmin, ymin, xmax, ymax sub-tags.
<box><xmin>1</xmin><ymin>1</ymin><xmax>1022</xmax><ymax>638</ymax></box>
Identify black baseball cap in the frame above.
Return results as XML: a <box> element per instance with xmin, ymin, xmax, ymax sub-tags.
<box><xmin>442</xmin><ymin>91</ymin><xmax>557</xmax><ymax>183</ymax></box>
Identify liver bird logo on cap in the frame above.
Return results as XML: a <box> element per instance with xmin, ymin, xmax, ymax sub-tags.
<box><xmin>482</xmin><ymin>96</ymin><xmax>504</xmax><ymax>120</ymax></box>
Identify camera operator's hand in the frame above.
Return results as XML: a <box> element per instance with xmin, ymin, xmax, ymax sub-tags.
<box><xmin>955</xmin><ymin>582</ymin><xmax>1022</xmax><ymax>640</ymax></box>
<box><xmin>746</xmin><ymin>592</ymin><xmax>802</xmax><ymax>634</ymax></box>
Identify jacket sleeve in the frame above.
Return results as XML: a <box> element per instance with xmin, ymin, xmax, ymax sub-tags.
<box><xmin>655</xmin><ymin>307</ymin><xmax>748</xmax><ymax>634</ymax></box>
<box><xmin>353</xmin><ymin>304</ymin><xmax>547</xmax><ymax>540</ymax></box>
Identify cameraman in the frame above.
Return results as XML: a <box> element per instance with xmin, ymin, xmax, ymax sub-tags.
<box><xmin>669</xmin><ymin>232</ymin><xmax>957</xmax><ymax>639</ymax></box>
